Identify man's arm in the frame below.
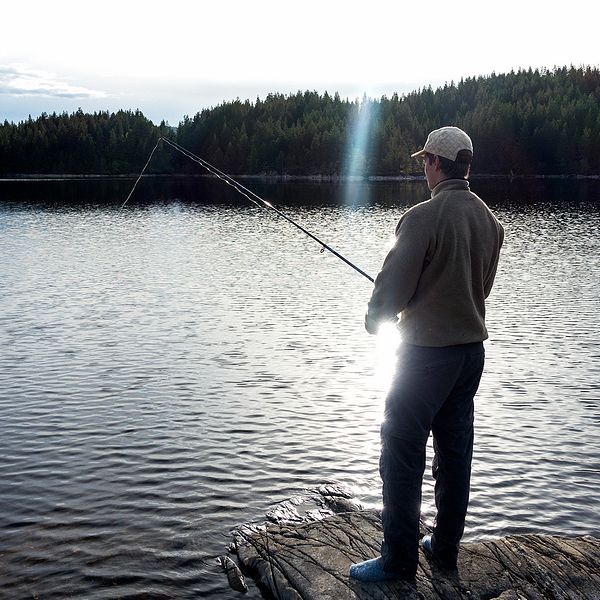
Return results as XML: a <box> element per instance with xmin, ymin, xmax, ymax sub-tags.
<box><xmin>365</xmin><ymin>212</ymin><xmax>430</xmax><ymax>334</ymax></box>
<box><xmin>483</xmin><ymin>221</ymin><xmax>504</xmax><ymax>298</ymax></box>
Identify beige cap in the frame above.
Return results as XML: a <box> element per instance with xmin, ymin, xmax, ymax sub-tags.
<box><xmin>411</xmin><ymin>126</ymin><xmax>473</xmax><ymax>161</ymax></box>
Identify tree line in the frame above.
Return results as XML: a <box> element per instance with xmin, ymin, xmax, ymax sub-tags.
<box><xmin>0</xmin><ymin>109</ymin><xmax>172</xmax><ymax>175</ymax></box>
<box><xmin>1</xmin><ymin>66</ymin><xmax>599</xmax><ymax>177</ymax></box>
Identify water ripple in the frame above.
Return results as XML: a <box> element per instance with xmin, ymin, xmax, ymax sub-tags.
<box><xmin>0</xmin><ymin>193</ymin><xmax>599</xmax><ymax>598</ymax></box>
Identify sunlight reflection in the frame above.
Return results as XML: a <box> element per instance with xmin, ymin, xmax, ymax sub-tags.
<box><xmin>357</xmin><ymin>320</ymin><xmax>401</xmax><ymax>472</ymax></box>
<box><xmin>386</xmin><ymin>234</ymin><xmax>396</xmax><ymax>251</ymax></box>
<box><xmin>343</xmin><ymin>96</ymin><xmax>376</xmax><ymax>205</ymax></box>
<box><xmin>374</xmin><ymin>321</ymin><xmax>400</xmax><ymax>394</ymax></box>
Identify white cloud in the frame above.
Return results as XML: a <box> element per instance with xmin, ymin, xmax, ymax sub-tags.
<box><xmin>0</xmin><ymin>64</ymin><xmax>107</xmax><ymax>99</ymax></box>
<box><xmin>0</xmin><ymin>1</ymin><xmax>597</xmax><ymax>124</ymax></box>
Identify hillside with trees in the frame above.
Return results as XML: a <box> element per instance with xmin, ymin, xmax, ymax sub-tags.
<box><xmin>1</xmin><ymin>66</ymin><xmax>599</xmax><ymax>176</ymax></box>
<box><xmin>0</xmin><ymin>109</ymin><xmax>172</xmax><ymax>175</ymax></box>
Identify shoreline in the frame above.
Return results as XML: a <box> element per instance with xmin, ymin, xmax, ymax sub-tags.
<box><xmin>1</xmin><ymin>172</ymin><xmax>599</xmax><ymax>182</ymax></box>
<box><xmin>228</xmin><ymin>486</ymin><xmax>600</xmax><ymax>599</ymax></box>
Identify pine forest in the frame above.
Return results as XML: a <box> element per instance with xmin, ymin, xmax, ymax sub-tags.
<box><xmin>1</xmin><ymin>66</ymin><xmax>599</xmax><ymax>177</ymax></box>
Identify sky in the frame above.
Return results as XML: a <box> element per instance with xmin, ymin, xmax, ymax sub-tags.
<box><xmin>1</xmin><ymin>0</ymin><xmax>598</xmax><ymax>125</ymax></box>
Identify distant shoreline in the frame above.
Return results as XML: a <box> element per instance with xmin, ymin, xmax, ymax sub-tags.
<box><xmin>1</xmin><ymin>173</ymin><xmax>599</xmax><ymax>182</ymax></box>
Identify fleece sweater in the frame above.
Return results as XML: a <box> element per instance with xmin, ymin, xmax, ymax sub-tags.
<box><xmin>366</xmin><ymin>178</ymin><xmax>504</xmax><ymax>347</ymax></box>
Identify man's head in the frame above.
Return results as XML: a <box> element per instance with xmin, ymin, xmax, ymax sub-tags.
<box><xmin>411</xmin><ymin>126</ymin><xmax>473</xmax><ymax>189</ymax></box>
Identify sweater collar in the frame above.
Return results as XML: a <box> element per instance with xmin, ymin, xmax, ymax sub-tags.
<box><xmin>431</xmin><ymin>178</ymin><xmax>470</xmax><ymax>198</ymax></box>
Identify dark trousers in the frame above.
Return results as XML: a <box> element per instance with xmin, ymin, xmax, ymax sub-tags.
<box><xmin>379</xmin><ymin>342</ymin><xmax>485</xmax><ymax>576</ymax></box>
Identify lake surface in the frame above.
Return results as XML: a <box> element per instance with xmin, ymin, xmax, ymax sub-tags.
<box><xmin>0</xmin><ymin>177</ymin><xmax>599</xmax><ymax>599</ymax></box>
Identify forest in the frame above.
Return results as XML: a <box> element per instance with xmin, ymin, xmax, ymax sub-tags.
<box><xmin>1</xmin><ymin>66</ymin><xmax>599</xmax><ymax>177</ymax></box>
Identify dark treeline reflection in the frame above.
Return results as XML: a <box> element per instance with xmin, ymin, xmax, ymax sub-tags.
<box><xmin>0</xmin><ymin>177</ymin><xmax>431</xmax><ymax>209</ymax></box>
<box><xmin>0</xmin><ymin>177</ymin><xmax>599</xmax><ymax>211</ymax></box>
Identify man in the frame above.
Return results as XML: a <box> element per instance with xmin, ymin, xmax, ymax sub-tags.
<box><xmin>349</xmin><ymin>126</ymin><xmax>504</xmax><ymax>582</ymax></box>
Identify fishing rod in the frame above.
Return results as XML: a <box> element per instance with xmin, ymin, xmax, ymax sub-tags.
<box><xmin>121</xmin><ymin>137</ymin><xmax>374</xmax><ymax>283</ymax></box>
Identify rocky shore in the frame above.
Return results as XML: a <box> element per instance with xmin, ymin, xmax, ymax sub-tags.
<box><xmin>224</xmin><ymin>486</ymin><xmax>600</xmax><ymax>599</ymax></box>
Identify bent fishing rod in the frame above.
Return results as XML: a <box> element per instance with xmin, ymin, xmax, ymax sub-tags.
<box><xmin>121</xmin><ymin>137</ymin><xmax>374</xmax><ymax>283</ymax></box>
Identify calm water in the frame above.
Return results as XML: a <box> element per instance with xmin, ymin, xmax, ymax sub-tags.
<box><xmin>0</xmin><ymin>178</ymin><xmax>599</xmax><ymax>599</ymax></box>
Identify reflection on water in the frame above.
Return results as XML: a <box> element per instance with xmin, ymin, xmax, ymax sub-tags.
<box><xmin>0</xmin><ymin>178</ymin><xmax>598</xmax><ymax>599</ymax></box>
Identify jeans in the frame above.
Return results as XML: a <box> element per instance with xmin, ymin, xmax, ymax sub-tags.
<box><xmin>379</xmin><ymin>342</ymin><xmax>485</xmax><ymax>576</ymax></box>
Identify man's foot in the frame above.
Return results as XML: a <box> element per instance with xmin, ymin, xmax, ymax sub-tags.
<box><xmin>420</xmin><ymin>534</ymin><xmax>433</xmax><ymax>555</ymax></box>
<box><xmin>420</xmin><ymin>535</ymin><xmax>457</xmax><ymax>570</ymax></box>
<box><xmin>348</xmin><ymin>557</ymin><xmax>402</xmax><ymax>582</ymax></box>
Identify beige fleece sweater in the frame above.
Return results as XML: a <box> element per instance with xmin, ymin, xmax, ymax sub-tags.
<box><xmin>366</xmin><ymin>178</ymin><xmax>504</xmax><ymax>346</ymax></box>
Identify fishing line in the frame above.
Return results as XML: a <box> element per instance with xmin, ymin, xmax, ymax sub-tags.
<box><xmin>121</xmin><ymin>137</ymin><xmax>374</xmax><ymax>283</ymax></box>
<box><xmin>119</xmin><ymin>138</ymin><xmax>162</xmax><ymax>210</ymax></box>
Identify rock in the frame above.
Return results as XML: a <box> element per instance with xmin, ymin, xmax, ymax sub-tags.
<box><xmin>233</xmin><ymin>509</ymin><xmax>600</xmax><ymax>599</ymax></box>
<box><xmin>320</xmin><ymin>494</ymin><xmax>363</xmax><ymax>514</ymax></box>
<box><xmin>265</xmin><ymin>499</ymin><xmax>304</xmax><ymax>524</ymax></box>
<box><xmin>218</xmin><ymin>555</ymin><xmax>248</xmax><ymax>594</ymax></box>
<box><xmin>315</xmin><ymin>484</ymin><xmax>356</xmax><ymax>499</ymax></box>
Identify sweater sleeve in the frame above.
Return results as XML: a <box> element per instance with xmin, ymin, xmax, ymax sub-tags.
<box><xmin>365</xmin><ymin>210</ymin><xmax>430</xmax><ymax>334</ymax></box>
<box><xmin>483</xmin><ymin>220</ymin><xmax>505</xmax><ymax>298</ymax></box>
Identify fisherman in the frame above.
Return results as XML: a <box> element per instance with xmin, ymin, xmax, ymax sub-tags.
<box><xmin>349</xmin><ymin>126</ymin><xmax>504</xmax><ymax>582</ymax></box>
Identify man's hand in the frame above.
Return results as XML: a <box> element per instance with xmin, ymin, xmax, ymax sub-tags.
<box><xmin>365</xmin><ymin>312</ymin><xmax>399</xmax><ymax>336</ymax></box>
<box><xmin>365</xmin><ymin>312</ymin><xmax>379</xmax><ymax>335</ymax></box>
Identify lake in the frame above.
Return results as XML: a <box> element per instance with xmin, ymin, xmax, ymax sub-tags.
<box><xmin>0</xmin><ymin>177</ymin><xmax>599</xmax><ymax>599</ymax></box>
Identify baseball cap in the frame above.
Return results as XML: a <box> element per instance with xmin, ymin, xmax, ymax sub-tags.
<box><xmin>411</xmin><ymin>126</ymin><xmax>473</xmax><ymax>161</ymax></box>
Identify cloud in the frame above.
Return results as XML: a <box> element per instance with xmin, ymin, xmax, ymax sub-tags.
<box><xmin>0</xmin><ymin>64</ymin><xmax>107</xmax><ymax>99</ymax></box>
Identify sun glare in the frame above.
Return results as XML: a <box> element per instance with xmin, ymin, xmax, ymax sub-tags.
<box><xmin>343</xmin><ymin>97</ymin><xmax>376</xmax><ymax>205</ymax></box>
<box><xmin>373</xmin><ymin>321</ymin><xmax>400</xmax><ymax>392</ymax></box>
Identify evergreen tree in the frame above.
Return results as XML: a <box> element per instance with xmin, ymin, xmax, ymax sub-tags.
<box><xmin>1</xmin><ymin>66</ymin><xmax>599</xmax><ymax>176</ymax></box>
